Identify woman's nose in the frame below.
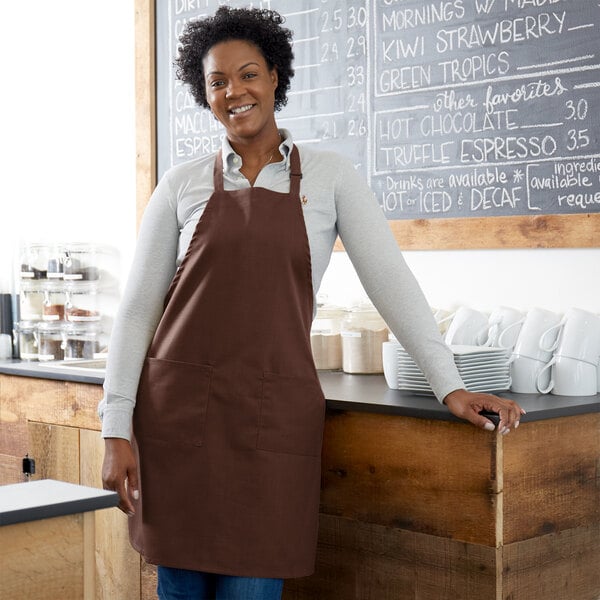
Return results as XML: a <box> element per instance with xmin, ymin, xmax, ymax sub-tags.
<box><xmin>225</xmin><ymin>80</ymin><xmax>242</xmax><ymax>98</ymax></box>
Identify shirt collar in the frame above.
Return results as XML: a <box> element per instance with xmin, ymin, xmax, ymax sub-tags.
<box><xmin>221</xmin><ymin>129</ymin><xmax>293</xmax><ymax>175</ymax></box>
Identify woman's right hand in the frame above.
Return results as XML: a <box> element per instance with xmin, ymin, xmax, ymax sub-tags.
<box><xmin>102</xmin><ymin>438</ymin><xmax>139</xmax><ymax>516</ymax></box>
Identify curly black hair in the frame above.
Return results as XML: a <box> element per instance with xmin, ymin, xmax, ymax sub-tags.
<box><xmin>175</xmin><ymin>6</ymin><xmax>295</xmax><ymax>112</ymax></box>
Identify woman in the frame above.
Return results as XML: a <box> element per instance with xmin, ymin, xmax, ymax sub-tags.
<box><xmin>100</xmin><ymin>7</ymin><xmax>524</xmax><ymax>600</ymax></box>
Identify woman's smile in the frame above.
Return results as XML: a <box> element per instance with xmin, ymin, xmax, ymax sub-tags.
<box><xmin>228</xmin><ymin>104</ymin><xmax>256</xmax><ymax>116</ymax></box>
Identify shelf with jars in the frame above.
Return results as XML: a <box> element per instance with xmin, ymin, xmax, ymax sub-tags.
<box><xmin>14</xmin><ymin>243</ymin><xmax>119</xmax><ymax>363</ymax></box>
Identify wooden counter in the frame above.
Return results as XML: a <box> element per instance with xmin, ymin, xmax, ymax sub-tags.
<box><xmin>0</xmin><ymin>480</ymin><xmax>118</xmax><ymax>599</ymax></box>
<box><xmin>0</xmin><ymin>363</ymin><xmax>598</xmax><ymax>599</ymax></box>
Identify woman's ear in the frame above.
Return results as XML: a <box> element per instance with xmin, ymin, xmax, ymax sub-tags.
<box><xmin>270</xmin><ymin>67</ymin><xmax>278</xmax><ymax>90</ymax></box>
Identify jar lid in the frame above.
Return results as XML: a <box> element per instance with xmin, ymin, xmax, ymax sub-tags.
<box><xmin>37</xmin><ymin>321</ymin><xmax>64</xmax><ymax>333</ymax></box>
<box><xmin>64</xmin><ymin>322</ymin><xmax>101</xmax><ymax>334</ymax></box>
<box><xmin>348</xmin><ymin>303</ymin><xmax>379</xmax><ymax>314</ymax></box>
<box><xmin>316</xmin><ymin>304</ymin><xmax>344</xmax><ymax>317</ymax></box>
<box><xmin>16</xmin><ymin>320</ymin><xmax>38</xmax><ymax>332</ymax></box>
<box><xmin>63</xmin><ymin>280</ymin><xmax>99</xmax><ymax>292</ymax></box>
<box><xmin>19</xmin><ymin>279</ymin><xmax>44</xmax><ymax>292</ymax></box>
<box><xmin>40</xmin><ymin>280</ymin><xmax>65</xmax><ymax>292</ymax></box>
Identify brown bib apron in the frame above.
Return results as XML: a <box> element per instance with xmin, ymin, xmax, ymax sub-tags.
<box><xmin>129</xmin><ymin>146</ymin><xmax>325</xmax><ymax>579</ymax></box>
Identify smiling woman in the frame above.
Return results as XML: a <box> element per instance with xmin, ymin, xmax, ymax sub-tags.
<box><xmin>99</xmin><ymin>6</ymin><xmax>523</xmax><ymax>600</ymax></box>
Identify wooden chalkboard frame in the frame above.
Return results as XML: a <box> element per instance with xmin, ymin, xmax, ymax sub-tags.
<box><xmin>135</xmin><ymin>0</ymin><xmax>598</xmax><ymax>249</ymax></box>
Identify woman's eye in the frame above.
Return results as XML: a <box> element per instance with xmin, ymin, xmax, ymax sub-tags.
<box><xmin>242</xmin><ymin>72</ymin><xmax>257</xmax><ymax>80</ymax></box>
<box><xmin>210</xmin><ymin>80</ymin><xmax>225</xmax><ymax>88</ymax></box>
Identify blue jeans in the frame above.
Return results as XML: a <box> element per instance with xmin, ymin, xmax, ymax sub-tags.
<box><xmin>157</xmin><ymin>566</ymin><xmax>284</xmax><ymax>600</ymax></box>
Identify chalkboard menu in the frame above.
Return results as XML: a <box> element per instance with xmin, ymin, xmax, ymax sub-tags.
<box><xmin>156</xmin><ymin>0</ymin><xmax>600</xmax><ymax>222</ymax></box>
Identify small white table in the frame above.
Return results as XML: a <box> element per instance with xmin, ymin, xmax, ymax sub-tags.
<box><xmin>0</xmin><ymin>479</ymin><xmax>119</xmax><ymax>599</ymax></box>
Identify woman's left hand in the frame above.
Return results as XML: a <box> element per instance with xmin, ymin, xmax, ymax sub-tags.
<box><xmin>443</xmin><ymin>388</ymin><xmax>525</xmax><ymax>434</ymax></box>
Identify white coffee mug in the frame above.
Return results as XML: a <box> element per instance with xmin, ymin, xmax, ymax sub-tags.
<box><xmin>484</xmin><ymin>306</ymin><xmax>524</xmax><ymax>349</ymax></box>
<box><xmin>0</xmin><ymin>333</ymin><xmax>12</xmax><ymax>360</ymax></box>
<box><xmin>433</xmin><ymin>309</ymin><xmax>455</xmax><ymax>335</ymax></box>
<box><xmin>444</xmin><ymin>307</ymin><xmax>489</xmax><ymax>346</ymax></box>
<box><xmin>510</xmin><ymin>353</ymin><xmax>550</xmax><ymax>394</ymax></box>
<box><xmin>382</xmin><ymin>341</ymin><xmax>401</xmax><ymax>389</ymax></box>
<box><xmin>540</xmin><ymin>308</ymin><xmax>600</xmax><ymax>365</ymax></box>
<box><xmin>513</xmin><ymin>308</ymin><xmax>561</xmax><ymax>363</ymax></box>
<box><xmin>536</xmin><ymin>354</ymin><xmax>598</xmax><ymax>396</ymax></box>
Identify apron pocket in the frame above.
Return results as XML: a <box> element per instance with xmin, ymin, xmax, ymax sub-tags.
<box><xmin>257</xmin><ymin>372</ymin><xmax>325</xmax><ymax>457</ymax></box>
<box><xmin>134</xmin><ymin>357</ymin><xmax>214</xmax><ymax>447</ymax></box>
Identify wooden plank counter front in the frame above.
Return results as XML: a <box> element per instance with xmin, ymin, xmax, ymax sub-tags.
<box><xmin>0</xmin><ymin>365</ymin><xmax>598</xmax><ymax>599</ymax></box>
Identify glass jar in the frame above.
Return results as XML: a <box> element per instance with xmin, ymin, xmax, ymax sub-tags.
<box><xmin>341</xmin><ymin>304</ymin><xmax>389</xmax><ymax>374</ymax></box>
<box><xmin>62</xmin><ymin>244</ymin><xmax>100</xmax><ymax>282</ymax></box>
<box><xmin>19</xmin><ymin>280</ymin><xmax>44</xmax><ymax>321</ymax></box>
<box><xmin>41</xmin><ymin>281</ymin><xmax>66</xmax><ymax>322</ymax></box>
<box><xmin>63</xmin><ymin>322</ymin><xmax>102</xmax><ymax>360</ymax></box>
<box><xmin>36</xmin><ymin>322</ymin><xmax>65</xmax><ymax>361</ymax></box>
<box><xmin>310</xmin><ymin>305</ymin><xmax>344</xmax><ymax>370</ymax></box>
<box><xmin>64</xmin><ymin>281</ymin><xmax>101</xmax><ymax>322</ymax></box>
<box><xmin>19</xmin><ymin>243</ymin><xmax>50</xmax><ymax>280</ymax></box>
<box><xmin>16</xmin><ymin>321</ymin><xmax>38</xmax><ymax>361</ymax></box>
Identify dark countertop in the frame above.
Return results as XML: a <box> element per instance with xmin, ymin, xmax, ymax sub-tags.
<box><xmin>0</xmin><ymin>360</ymin><xmax>598</xmax><ymax>424</ymax></box>
<box><xmin>0</xmin><ymin>359</ymin><xmax>106</xmax><ymax>384</ymax></box>
<box><xmin>0</xmin><ymin>479</ymin><xmax>119</xmax><ymax>526</ymax></box>
<box><xmin>319</xmin><ymin>371</ymin><xmax>600</xmax><ymax>424</ymax></box>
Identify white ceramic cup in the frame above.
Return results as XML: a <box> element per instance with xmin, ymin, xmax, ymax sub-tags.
<box><xmin>512</xmin><ymin>308</ymin><xmax>561</xmax><ymax>363</ymax></box>
<box><xmin>484</xmin><ymin>306</ymin><xmax>524</xmax><ymax>349</ymax></box>
<box><xmin>433</xmin><ymin>309</ymin><xmax>455</xmax><ymax>335</ymax></box>
<box><xmin>0</xmin><ymin>333</ymin><xmax>11</xmax><ymax>360</ymax></box>
<box><xmin>510</xmin><ymin>354</ymin><xmax>550</xmax><ymax>394</ymax></box>
<box><xmin>536</xmin><ymin>354</ymin><xmax>598</xmax><ymax>396</ymax></box>
<box><xmin>382</xmin><ymin>341</ymin><xmax>401</xmax><ymax>389</ymax></box>
<box><xmin>444</xmin><ymin>307</ymin><xmax>489</xmax><ymax>346</ymax></box>
<box><xmin>539</xmin><ymin>308</ymin><xmax>600</xmax><ymax>365</ymax></box>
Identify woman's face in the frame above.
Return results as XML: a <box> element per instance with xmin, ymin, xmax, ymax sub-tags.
<box><xmin>203</xmin><ymin>39</ymin><xmax>278</xmax><ymax>144</ymax></box>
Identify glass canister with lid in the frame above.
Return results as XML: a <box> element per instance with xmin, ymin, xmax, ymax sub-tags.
<box><xmin>310</xmin><ymin>304</ymin><xmax>344</xmax><ymax>370</ymax></box>
<box><xmin>64</xmin><ymin>281</ymin><xmax>101</xmax><ymax>322</ymax></box>
<box><xmin>61</xmin><ymin>243</ymin><xmax>119</xmax><ymax>287</ymax></box>
<box><xmin>36</xmin><ymin>321</ymin><xmax>65</xmax><ymax>362</ymax></box>
<box><xmin>19</xmin><ymin>243</ymin><xmax>50</xmax><ymax>280</ymax></box>
<box><xmin>341</xmin><ymin>303</ymin><xmax>389</xmax><ymax>374</ymax></box>
<box><xmin>62</xmin><ymin>243</ymin><xmax>100</xmax><ymax>281</ymax></box>
<box><xmin>16</xmin><ymin>321</ymin><xmax>38</xmax><ymax>361</ymax></box>
<box><xmin>63</xmin><ymin>322</ymin><xmax>103</xmax><ymax>360</ymax></box>
<box><xmin>41</xmin><ymin>280</ymin><xmax>66</xmax><ymax>322</ymax></box>
<box><xmin>19</xmin><ymin>280</ymin><xmax>45</xmax><ymax>321</ymax></box>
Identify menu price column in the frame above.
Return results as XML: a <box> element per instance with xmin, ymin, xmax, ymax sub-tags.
<box><xmin>280</xmin><ymin>1</ymin><xmax>369</xmax><ymax>175</ymax></box>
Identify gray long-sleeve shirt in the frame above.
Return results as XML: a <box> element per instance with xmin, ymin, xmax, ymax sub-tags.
<box><xmin>98</xmin><ymin>129</ymin><xmax>464</xmax><ymax>440</ymax></box>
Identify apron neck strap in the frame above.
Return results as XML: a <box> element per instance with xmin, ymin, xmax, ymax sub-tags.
<box><xmin>289</xmin><ymin>145</ymin><xmax>302</xmax><ymax>198</ymax></box>
<box><xmin>213</xmin><ymin>150</ymin><xmax>225</xmax><ymax>192</ymax></box>
<box><xmin>213</xmin><ymin>143</ymin><xmax>303</xmax><ymax>194</ymax></box>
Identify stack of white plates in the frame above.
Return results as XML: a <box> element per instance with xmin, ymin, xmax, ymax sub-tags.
<box><xmin>384</xmin><ymin>343</ymin><xmax>512</xmax><ymax>395</ymax></box>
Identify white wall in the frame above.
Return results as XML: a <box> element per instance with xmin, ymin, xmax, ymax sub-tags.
<box><xmin>320</xmin><ymin>248</ymin><xmax>599</xmax><ymax>316</ymax></box>
<box><xmin>0</xmin><ymin>2</ymin><xmax>596</xmax><ymax>318</ymax></box>
<box><xmin>0</xmin><ymin>1</ymin><xmax>136</xmax><ymax>292</ymax></box>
